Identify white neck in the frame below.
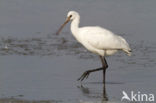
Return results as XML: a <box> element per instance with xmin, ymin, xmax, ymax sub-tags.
<box><xmin>70</xmin><ymin>15</ymin><xmax>80</xmax><ymax>38</ymax></box>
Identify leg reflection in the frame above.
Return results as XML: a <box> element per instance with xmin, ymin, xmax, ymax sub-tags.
<box><xmin>77</xmin><ymin>83</ymin><xmax>108</xmax><ymax>102</ymax></box>
<box><xmin>102</xmin><ymin>83</ymin><xmax>108</xmax><ymax>101</ymax></box>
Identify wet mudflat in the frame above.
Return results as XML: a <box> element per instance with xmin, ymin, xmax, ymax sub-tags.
<box><xmin>0</xmin><ymin>35</ymin><xmax>156</xmax><ymax>103</ymax></box>
<box><xmin>0</xmin><ymin>0</ymin><xmax>156</xmax><ymax>103</ymax></box>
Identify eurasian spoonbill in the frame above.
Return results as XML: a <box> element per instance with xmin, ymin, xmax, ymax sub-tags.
<box><xmin>56</xmin><ymin>11</ymin><xmax>131</xmax><ymax>83</ymax></box>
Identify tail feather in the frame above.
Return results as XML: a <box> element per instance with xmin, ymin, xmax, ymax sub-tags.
<box><xmin>117</xmin><ymin>35</ymin><xmax>132</xmax><ymax>56</ymax></box>
<box><xmin>123</xmin><ymin>49</ymin><xmax>132</xmax><ymax>56</ymax></box>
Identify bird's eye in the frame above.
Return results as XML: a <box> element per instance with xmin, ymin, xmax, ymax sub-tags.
<box><xmin>69</xmin><ymin>15</ymin><xmax>72</xmax><ymax>17</ymax></box>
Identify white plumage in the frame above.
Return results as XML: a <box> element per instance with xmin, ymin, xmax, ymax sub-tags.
<box><xmin>67</xmin><ymin>11</ymin><xmax>131</xmax><ymax>57</ymax></box>
<box><xmin>56</xmin><ymin>11</ymin><xmax>132</xmax><ymax>82</ymax></box>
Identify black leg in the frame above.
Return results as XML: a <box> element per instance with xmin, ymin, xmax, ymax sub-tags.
<box><xmin>77</xmin><ymin>67</ymin><xmax>103</xmax><ymax>81</ymax></box>
<box><xmin>99</xmin><ymin>56</ymin><xmax>108</xmax><ymax>68</ymax></box>
<box><xmin>99</xmin><ymin>56</ymin><xmax>108</xmax><ymax>83</ymax></box>
<box><xmin>102</xmin><ymin>83</ymin><xmax>108</xmax><ymax>101</ymax></box>
<box><xmin>77</xmin><ymin>56</ymin><xmax>108</xmax><ymax>83</ymax></box>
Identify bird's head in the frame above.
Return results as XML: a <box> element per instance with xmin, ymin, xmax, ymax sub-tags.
<box><xmin>67</xmin><ymin>11</ymin><xmax>78</xmax><ymax>21</ymax></box>
<box><xmin>56</xmin><ymin>11</ymin><xmax>79</xmax><ymax>35</ymax></box>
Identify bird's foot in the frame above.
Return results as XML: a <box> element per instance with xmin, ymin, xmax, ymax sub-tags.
<box><xmin>77</xmin><ymin>70</ymin><xmax>91</xmax><ymax>81</ymax></box>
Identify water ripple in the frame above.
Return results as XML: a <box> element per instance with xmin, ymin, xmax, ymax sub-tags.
<box><xmin>0</xmin><ymin>35</ymin><xmax>156</xmax><ymax>68</ymax></box>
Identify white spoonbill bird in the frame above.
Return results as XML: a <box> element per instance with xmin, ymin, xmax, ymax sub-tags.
<box><xmin>56</xmin><ymin>11</ymin><xmax>131</xmax><ymax>83</ymax></box>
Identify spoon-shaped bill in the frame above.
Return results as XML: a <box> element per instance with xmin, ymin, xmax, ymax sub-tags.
<box><xmin>56</xmin><ymin>16</ymin><xmax>71</xmax><ymax>35</ymax></box>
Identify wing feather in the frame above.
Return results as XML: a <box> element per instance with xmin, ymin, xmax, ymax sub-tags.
<box><xmin>80</xmin><ymin>26</ymin><xmax>126</xmax><ymax>50</ymax></box>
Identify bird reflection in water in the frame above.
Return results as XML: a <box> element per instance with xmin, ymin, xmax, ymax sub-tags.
<box><xmin>77</xmin><ymin>83</ymin><xmax>108</xmax><ymax>102</ymax></box>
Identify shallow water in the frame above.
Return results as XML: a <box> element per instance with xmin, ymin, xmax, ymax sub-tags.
<box><xmin>0</xmin><ymin>0</ymin><xmax>156</xmax><ymax>103</ymax></box>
